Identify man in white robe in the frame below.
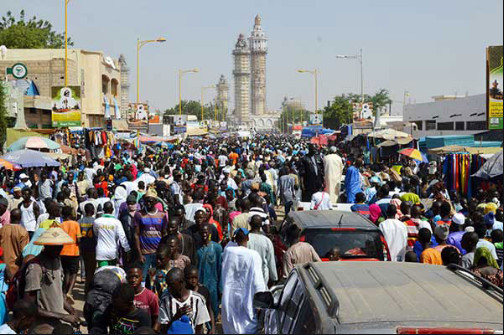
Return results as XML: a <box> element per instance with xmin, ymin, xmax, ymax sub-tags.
<box><xmin>324</xmin><ymin>146</ymin><xmax>344</xmax><ymax>204</ymax></box>
<box><xmin>221</xmin><ymin>228</ymin><xmax>266</xmax><ymax>334</ymax></box>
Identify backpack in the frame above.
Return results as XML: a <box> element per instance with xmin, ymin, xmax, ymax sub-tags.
<box><xmin>84</xmin><ymin>269</ymin><xmax>123</xmax><ymax>332</ymax></box>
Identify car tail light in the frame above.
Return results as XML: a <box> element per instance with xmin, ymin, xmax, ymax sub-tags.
<box><xmin>330</xmin><ymin>227</ymin><xmax>356</xmax><ymax>231</ymax></box>
<box><xmin>397</xmin><ymin>328</ymin><xmax>496</xmax><ymax>334</ymax></box>
<box><xmin>380</xmin><ymin>235</ymin><xmax>391</xmax><ymax>261</ymax></box>
<box><xmin>299</xmin><ymin>235</ymin><xmax>305</xmax><ymax>242</ymax></box>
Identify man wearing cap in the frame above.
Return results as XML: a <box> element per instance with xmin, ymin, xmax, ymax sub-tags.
<box><xmin>221</xmin><ymin>228</ymin><xmax>266</xmax><ymax>334</ymax></box>
<box><xmin>14</xmin><ymin>173</ymin><xmax>31</xmax><ymax>192</ymax></box>
<box><xmin>24</xmin><ymin>227</ymin><xmax>80</xmax><ymax>328</ymax></box>
<box><xmin>134</xmin><ymin>189</ymin><xmax>168</xmax><ymax>279</ymax></box>
<box><xmin>8</xmin><ymin>187</ymin><xmax>23</xmax><ymax>211</ymax></box>
<box><xmin>447</xmin><ymin>213</ymin><xmax>467</xmax><ymax>254</ymax></box>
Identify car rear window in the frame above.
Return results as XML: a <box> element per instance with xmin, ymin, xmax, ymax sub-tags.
<box><xmin>303</xmin><ymin>229</ymin><xmax>385</xmax><ymax>260</ymax></box>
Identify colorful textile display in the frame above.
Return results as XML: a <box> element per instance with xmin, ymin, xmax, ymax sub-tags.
<box><xmin>443</xmin><ymin>153</ymin><xmax>485</xmax><ymax>197</ymax></box>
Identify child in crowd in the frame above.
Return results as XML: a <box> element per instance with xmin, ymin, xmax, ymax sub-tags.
<box><xmin>184</xmin><ymin>265</ymin><xmax>216</xmax><ymax>333</ymax></box>
<box><xmin>127</xmin><ymin>263</ymin><xmax>160</xmax><ymax>332</ymax></box>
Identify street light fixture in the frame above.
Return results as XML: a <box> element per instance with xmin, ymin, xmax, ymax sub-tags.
<box><xmin>179</xmin><ymin>68</ymin><xmax>199</xmax><ymax>115</ymax></box>
<box><xmin>297</xmin><ymin>69</ymin><xmax>319</xmax><ymax>114</ymax></box>
<box><xmin>64</xmin><ymin>0</ymin><xmax>72</xmax><ymax>87</ymax></box>
<box><xmin>336</xmin><ymin>49</ymin><xmax>364</xmax><ymax>103</ymax></box>
<box><xmin>201</xmin><ymin>85</ymin><xmax>216</xmax><ymax>122</ymax></box>
<box><xmin>137</xmin><ymin>37</ymin><xmax>166</xmax><ymax>105</ymax></box>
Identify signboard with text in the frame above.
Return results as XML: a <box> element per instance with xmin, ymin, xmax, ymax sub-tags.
<box><xmin>487</xmin><ymin>46</ymin><xmax>503</xmax><ymax>130</ymax></box>
<box><xmin>51</xmin><ymin>86</ymin><xmax>82</xmax><ymax>127</ymax></box>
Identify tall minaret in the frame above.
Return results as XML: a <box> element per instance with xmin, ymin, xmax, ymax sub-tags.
<box><xmin>216</xmin><ymin>75</ymin><xmax>229</xmax><ymax>118</ymax></box>
<box><xmin>249</xmin><ymin>14</ymin><xmax>267</xmax><ymax>116</ymax></box>
<box><xmin>233</xmin><ymin>34</ymin><xmax>251</xmax><ymax>125</ymax></box>
<box><xmin>118</xmin><ymin>54</ymin><xmax>130</xmax><ymax>119</ymax></box>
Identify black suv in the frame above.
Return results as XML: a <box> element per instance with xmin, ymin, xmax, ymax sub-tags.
<box><xmin>254</xmin><ymin>262</ymin><xmax>503</xmax><ymax>334</ymax></box>
<box><xmin>282</xmin><ymin>210</ymin><xmax>390</xmax><ymax>261</ymax></box>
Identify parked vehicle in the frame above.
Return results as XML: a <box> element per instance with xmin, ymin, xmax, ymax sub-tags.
<box><xmin>282</xmin><ymin>210</ymin><xmax>390</xmax><ymax>261</ymax></box>
<box><xmin>254</xmin><ymin>262</ymin><xmax>503</xmax><ymax>334</ymax></box>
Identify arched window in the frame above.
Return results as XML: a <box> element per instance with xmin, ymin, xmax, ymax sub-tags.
<box><xmin>102</xmin><ymin>75</ymin><xmax>110</xmax><ymax>95</ymax></box>
<box><xmin>111</xmin><ymin>79</ymin><xmax>119</xmax><ymax>97</ymax></box>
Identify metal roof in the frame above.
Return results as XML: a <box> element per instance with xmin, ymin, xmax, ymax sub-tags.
<box><xmin>304</xmin><ymin>262</ymin><xmax>503</xmax><ymax>326</ymax></box>
<box><xmin>289</xmin><ymin>210</ymin><xmax>377</xmax><ymax>230</ymax></box>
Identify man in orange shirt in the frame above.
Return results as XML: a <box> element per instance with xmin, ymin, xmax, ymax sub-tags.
<box><xmin>60</xmin><ymin>206</ymin><xmax>82</xmax><ymax>302</ymax></box>
<box><xmin>229</xmin><ymin>150</ymin><xmax>239</xmax><ymax>166</ymax></box>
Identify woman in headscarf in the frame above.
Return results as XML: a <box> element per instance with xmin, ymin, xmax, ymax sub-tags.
<box><xmin>472</xmin><ymin>247</ymin><xmax>503</xmax><ymax>288</ymax></box>
<box><xmin>369</xmin><ymin>204</ymin><xmax>384</xmax><ymax>225</ymax></box>
<box><xmin>113</xmin><ymin>185</ymin><xmax>127</xmax><ymax>217</ymax></box>
<box><xmin>202</xmin><ymin>204</ymin><xmax>223</xmax><ymax>241</ymax></box>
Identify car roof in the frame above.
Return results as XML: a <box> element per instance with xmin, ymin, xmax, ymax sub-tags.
<box><xmin>300</xmin><ymin>262</ymin><xmax>503</xmax><ymax>326</ymax></box>
<box><xmin>289</xmin><ymin>210</ymin><xmax>378</xmax><ymax>230</ymax></box>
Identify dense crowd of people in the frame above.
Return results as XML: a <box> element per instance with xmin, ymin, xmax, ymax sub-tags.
<box><xmin>0</xmin><ymin>134</ymin><xmax>501</xmax><ymax>334</ymax></box>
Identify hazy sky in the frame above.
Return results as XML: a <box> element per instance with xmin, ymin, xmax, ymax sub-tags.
<box><xmin>3</xmin><ymin>0</ymin><xmax>503</xmax><ymax>114</ymax></box>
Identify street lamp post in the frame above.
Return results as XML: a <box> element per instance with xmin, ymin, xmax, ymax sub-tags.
<box><xmin>297</xmin><ymin>69</ymin><xmax>319</xmax><ymax>114</ymax></box>
<box><xmin>336</xmin><ymin>49</ymin><xmax>364</xmax><ymax>104</ymax></box>
<box><xmin>64</xmin><ymin>0</ymin><xmax>71</xmax><ymax>87</ymax></box>
<box><xmin>201</xmin><ymin>85</ymin><xmax>216</xmax><ymax>122</ymax></box>
<box><xmin>136</xmin><ymin>37</ymin><xmax>166</xmax><ymax>105</ymax></box>
<box><xmin>178</xmin><ymin>68</ymin><xmax>199</xmax><ymax>115</ymax></box>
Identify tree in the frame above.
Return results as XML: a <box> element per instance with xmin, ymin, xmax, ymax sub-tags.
<box><xmin>0</xmin><ymin>82</ymin><xmax>8</xmax><ymax>152</ymax></box>
<box><xmin>323</xmin><ymin>89</ymin><xmax>393</xmax><ymax>129</ymax></box>
<box><xmin>163</xmin><ymin>100</ymin><xmax>218</xmax><ymax>121</ymax></box>
<box><xmin>0</xmin><ymin>10</ymin><xmax>73</xmax><ymax>49</ymax></box>
<box><xmin>369</xmin><ymin>88</ymin><xmax>392</xmax><ymax>116</ymax></box>
<box><xmin>323</xmin><ymin>94</ymin><xmax>354</xmax><ymax>129</ymax></box>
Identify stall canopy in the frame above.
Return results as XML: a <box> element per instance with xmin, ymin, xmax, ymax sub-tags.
<box><xmin>139</xmin><ymin>135</ymin><xmax>177</xmax><ymax>144</ymax></box>
<box><xmin>429</xmin><ymin>146</ymin><xmax>502</xmax><ymax>155</ymax></box>
<box><xmin>368</xmin><ymin>129</ymin><xmax>411</xmax><ymax>140</ymax></box>
<box><xmin>472</xmin><ymin>151</ymin><xmax>503</xmax><ymax>180</ymax></box>
<box><xmin>186</xmin><ymin>127</ymin><xmax>208</xmax><ymax>137</ymax></box>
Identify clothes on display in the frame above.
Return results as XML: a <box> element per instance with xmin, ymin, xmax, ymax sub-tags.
<box><xmin>443</xmin><ymin>153</ymin><xmax>485</xmax><ymax>198</ymax></box>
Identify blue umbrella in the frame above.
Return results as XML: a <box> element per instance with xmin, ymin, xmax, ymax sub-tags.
<box><xmin>1</xmin><ymin>149</ymin><xmax>60</xmax><ymax>168</ymax></box>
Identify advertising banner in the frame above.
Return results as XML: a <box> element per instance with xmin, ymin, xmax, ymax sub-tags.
<box><xmin>487</xmin><ymin>46</ymin><xmax>503</xmax><ymax>130</ymax></box>
<box><xmin>51</xmin><ymin>86</ymin><xmax>82</xmax><ymax>127</ymax></box>
<box><xmin>173</xmin><ymin>115</ymin><xmax>187</xmax><ymax>134</ymax></box>
<box><xmin>309</xmin><ymin>113</ymin><xmax>323</xmax><ymax>125</ymax></box>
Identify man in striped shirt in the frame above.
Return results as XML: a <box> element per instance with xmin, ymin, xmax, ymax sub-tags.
<box><xmin>134</xmin><ymin>189</ymin><xmax>168</xmax><ymax>279</ymax></box>
<box><xmin>159</xmin><ymin>268</ymin><xmax>210</xmax><ymax>334</ymax></box>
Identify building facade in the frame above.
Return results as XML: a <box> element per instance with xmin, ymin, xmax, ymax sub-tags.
<box><xmin>233</xmin><ymin>34</ymin><xmax>251</xmax><ymax>125</ymax></box>
<box><xmin>0</xmin><ymin>48</ymin><xmax>123</xmax><ymax>128</ymax></box>
<box><xmin>404</xmin><ymin>94</ymin><xmax>487</xmax><ymax>137</ymax></box>
<box><xmin>216</xmin><ymin>75</ymin><xmax>229</xmax><ymax>118</ymax></box>
<box><xmin>249</xmin><ymin>15</ymin><xmax>267</xmax><ymax>116</ymax></box>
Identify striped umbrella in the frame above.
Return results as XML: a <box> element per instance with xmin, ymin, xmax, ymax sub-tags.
<box><xmin>0</xmin><ymin>158</ymin><xmax>21</xmax><ymax>171</ymax></box>
<box><xmin>398</xmin><ymin>148</ymin><xmax>428</xmax><ymax>163</ymax></box>
<box><xmin>8</xmin><ymin>136</ymin><xmax>61</xmax><ymax>152</ymax></box>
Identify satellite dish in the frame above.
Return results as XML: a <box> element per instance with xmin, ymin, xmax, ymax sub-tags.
<box><xmin>0</xmin><ymin>45</ymin><xmax>7</xmax><ymax>59</ymax></box>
